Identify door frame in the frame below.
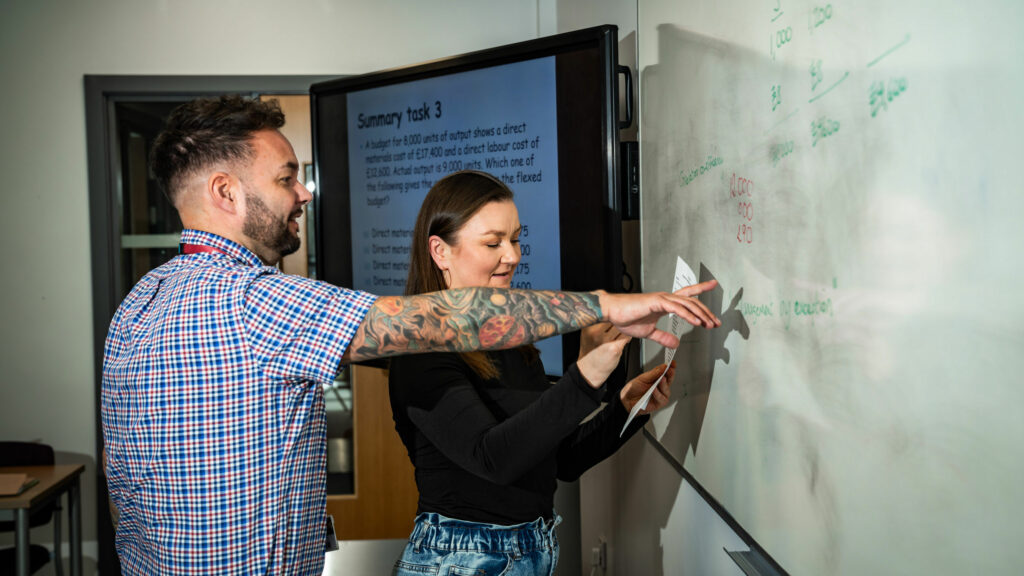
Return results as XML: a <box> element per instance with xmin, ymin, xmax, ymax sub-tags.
<box><xmin>85</xmin><ymin>75</ymin><xmax>338</xmax><ymax>572</ymax></box>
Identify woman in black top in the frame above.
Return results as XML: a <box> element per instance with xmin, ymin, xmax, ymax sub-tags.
<box><xmin>389</xmin><ymin>170</ymin><xmax>714</xmax><ymax>575</ymax></box>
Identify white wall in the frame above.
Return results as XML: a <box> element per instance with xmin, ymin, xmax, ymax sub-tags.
<box><xmin>0</xmin><ymin>1</ymin><xmax>546</xmax><ymax>572</ymax></box>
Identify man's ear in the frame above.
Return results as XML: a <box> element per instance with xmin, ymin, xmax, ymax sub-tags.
<box><xmin>428</xmin><ymin>235</ymin><xmax>449</xmax><ymax>270</ymax></box>
<box><xmin>207</xmin><ymin>172</ymin><xmax>240</xmax><ymax>215</ymax></box>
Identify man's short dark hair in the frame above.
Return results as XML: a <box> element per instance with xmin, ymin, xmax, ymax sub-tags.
<box><xmin>150</xmin><ymin>95</ymin><xmax>285</xmax><ymax>205</ymax></box>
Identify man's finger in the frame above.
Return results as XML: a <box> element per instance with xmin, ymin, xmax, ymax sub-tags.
<box><xmin>682</xmin><ymin>296</ymin><xmax>719</xmax><ymax>326</ymax></box>
<box><xmin>674</xmin><ymin>279</ymin><xmax>718</xmax><ymax>298</ymax></box>
<box><xmin>666</xmin><ymin>293</ymin><xmax>720</xmax><ymax>328</ymax></box>
<box><xmin>645</xmin><ymin>329</ymin><xmax>680</xmax><ymax>349</ymax></box>
<box><xmin>679</xmin><ymin>299</ymin><xmax>718</xmax><ymax>328</ymax></box>
<box><xmin>663</xmin><ymin>299</ymin><xmax>708</xmax><ymax>328</ymax></box>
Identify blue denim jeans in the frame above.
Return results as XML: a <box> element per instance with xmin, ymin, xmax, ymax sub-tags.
<box><xmin>392</xmin><ymin>512</ymin><xmax>562</xmax><ymax>576</ymax></box>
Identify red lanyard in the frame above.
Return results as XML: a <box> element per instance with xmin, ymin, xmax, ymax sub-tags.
<box><xmin>179</xmin><ymin>243</ymin><xmax>227</xmax><ymax>256</ymax></box>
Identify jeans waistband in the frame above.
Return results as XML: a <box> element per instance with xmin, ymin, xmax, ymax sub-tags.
<box><xmin>409</xmin><ymin>512</ymin><xmax>562</xmax><ymax>555</ymax></box>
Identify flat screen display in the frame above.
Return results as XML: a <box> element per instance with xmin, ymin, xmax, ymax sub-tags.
<box><xmin>312</xmin><ymin>25</ymin><xmax>622</xmax><ymax>376</ymax></box>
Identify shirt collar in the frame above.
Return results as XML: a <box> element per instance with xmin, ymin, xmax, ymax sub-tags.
<box><xmin>179</xmin><ymin>229</ymin><xmax>265</xmax><ymax>268</ymax></box>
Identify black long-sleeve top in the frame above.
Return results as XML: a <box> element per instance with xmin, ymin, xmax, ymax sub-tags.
<box><xmin>388</xmin><ymin>348</ymin><xmax>648</xmax><ymax>525</ymax></box>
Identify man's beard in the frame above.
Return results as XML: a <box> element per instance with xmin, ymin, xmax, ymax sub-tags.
<box><xmin>243</xmin><ymin>191</ymin><xmax>301</xmax><ymax>259</ymax></box>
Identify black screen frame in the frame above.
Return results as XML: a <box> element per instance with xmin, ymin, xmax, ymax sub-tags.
<box><xmin>310</xmin><ymin>25</ymin><xmax>623</xmax><ymax>376</ymax></box>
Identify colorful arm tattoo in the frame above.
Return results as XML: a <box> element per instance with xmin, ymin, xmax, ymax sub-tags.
<box><xmin>345</xmin><ymin>288</ymin><xmax>603</xmax><ymax>362</ymax></box>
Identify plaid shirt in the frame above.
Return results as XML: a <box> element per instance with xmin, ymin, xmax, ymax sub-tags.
<box><xmin>102</xmin><ymin>229</ymin><xmax>376</xmax><ymax>574</ymax></box>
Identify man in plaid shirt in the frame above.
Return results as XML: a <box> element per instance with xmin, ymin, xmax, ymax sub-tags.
<box><xmin>101</xmin><ymin>95</ymin><xmax>719</xmax><ymax>574</ymax></box>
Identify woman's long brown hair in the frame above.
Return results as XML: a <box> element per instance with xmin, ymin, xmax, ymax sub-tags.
<box><xmin>405</xmin><ymin>170</ymin><xmax>538</xmax><ymax>379</ymax></box>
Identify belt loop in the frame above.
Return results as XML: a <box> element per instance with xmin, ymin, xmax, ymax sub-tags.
<box><xmin>412</xmin><ymin>518</ymin><xmax>428</xmax><ymax>553</ymax></box>
<box><xmin>511</xmin><ymin>532</ymin><xmax>521</xmax><ymax>559</ymax></box>
<box><xmin>413</xmin><ymin>531</ymin><xmax>424</xmax><ymax>554</ymax></box>
<box><xmin>549</xmin><ymin>514</ymin><xmax>562</xmax><ymax>550</ymax></box>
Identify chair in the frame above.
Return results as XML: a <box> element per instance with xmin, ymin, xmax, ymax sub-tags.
<box><xmin>0</xmin><ymin>441</ymin><xmax>62</xmax><ymax>575</ymax></box>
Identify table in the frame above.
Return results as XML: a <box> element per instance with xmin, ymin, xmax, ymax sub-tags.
<box><xmin>0</xmin><ymin>464</ymin><xmax>84</xmax><ymax>576</ymax></box>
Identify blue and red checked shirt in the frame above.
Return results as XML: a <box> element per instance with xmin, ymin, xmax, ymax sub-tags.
<box><xmin>101</xmin><ymin>229</ymin><xmax>376</xmax><ymax>574</ymax></box>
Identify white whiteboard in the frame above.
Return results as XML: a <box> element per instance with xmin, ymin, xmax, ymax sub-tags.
<box><xmin>638</xmin><ymin>1</ymin><xmax>1024</xmax><ymax>574</ymax></box>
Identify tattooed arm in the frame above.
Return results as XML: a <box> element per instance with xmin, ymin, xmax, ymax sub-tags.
<box><xmin>341</xmin><ymin>281</ymin><xmax>721</xmax><ymax>363</ymax></box>
<box><xmin>343</xmin><ymin>288</ymin><xmax>599</xmax><ymax>362</ymax></box>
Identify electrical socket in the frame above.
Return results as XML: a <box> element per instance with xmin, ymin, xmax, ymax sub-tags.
<box><xmin>590</xmin><ymin>538</ymin><xmax>608</xmax><ymax>570</ymax></box>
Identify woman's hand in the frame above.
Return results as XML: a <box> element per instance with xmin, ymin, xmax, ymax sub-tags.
<box><xmin>578</xmin><ymin>322</ymin><xmax>622</xmax><ymax>360</ymax></box>
<box><xmin>576</xmin><ymin>323</ymin><xmax>630</xmax><ymax>389</ymax></box>
<box><xmin>620</xmin><ymin>361</ymin><xmax>676</xmax><ymax>415</ymax></box>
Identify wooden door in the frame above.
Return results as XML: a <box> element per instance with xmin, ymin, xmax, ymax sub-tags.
<box><xmin>327</xmin><ymin>365</ymin><xmax>419</xmax><ymax>540</ymax></box>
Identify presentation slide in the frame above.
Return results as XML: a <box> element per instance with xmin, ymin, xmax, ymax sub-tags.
<box><xmin>344</xmin><ymin>56</ymin><xmax>563</xmax><ymax>372</ymax></box>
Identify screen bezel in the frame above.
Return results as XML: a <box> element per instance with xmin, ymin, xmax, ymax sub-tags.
<box><xmin>310</xmin><ymin>25</ymin><xmax>623</xmax><ymax>376</ymax></box>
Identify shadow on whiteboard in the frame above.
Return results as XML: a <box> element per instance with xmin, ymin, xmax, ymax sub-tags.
<box><xmin>622</xmin><ymin>263</ymin><xmax>751</xmax><ymax>576</ymax></box>
<box><xmin>649</xmin><ymin>263</ymin><xmax>749</xmax><ymax>461</ymax></box>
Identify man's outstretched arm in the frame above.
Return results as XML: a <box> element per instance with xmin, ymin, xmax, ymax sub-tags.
<box><xmin>342</xmin><ymin>281</ymin><xmax>719</xmax><ymax>363</ymax></box>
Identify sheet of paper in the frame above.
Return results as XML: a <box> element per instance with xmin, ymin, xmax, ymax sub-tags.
<box><xmin>620</xmin><ymin>256</ymin><xmax>698</xmax><ymax>436</ymax></box>
<box><xmin>662</xmin><ymin>256</ymin><xmax>697</xmax><ymax>368</ymax></box>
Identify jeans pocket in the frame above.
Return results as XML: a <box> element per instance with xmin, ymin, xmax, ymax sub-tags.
<box><xmin>446</xmin><ymin>551</ymin><xmax>513</xmax><ymax>576</ymax></box>
<box><xmin>393</xmin><ymin>560</ymin><xmax>440</xmax><ymax>575</ymax></box>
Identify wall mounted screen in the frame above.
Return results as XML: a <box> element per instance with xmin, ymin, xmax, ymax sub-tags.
<box><xmin>312</xmin><ymin>25</ymin><xmax>624</xmax><ymax>376</ymax></box>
